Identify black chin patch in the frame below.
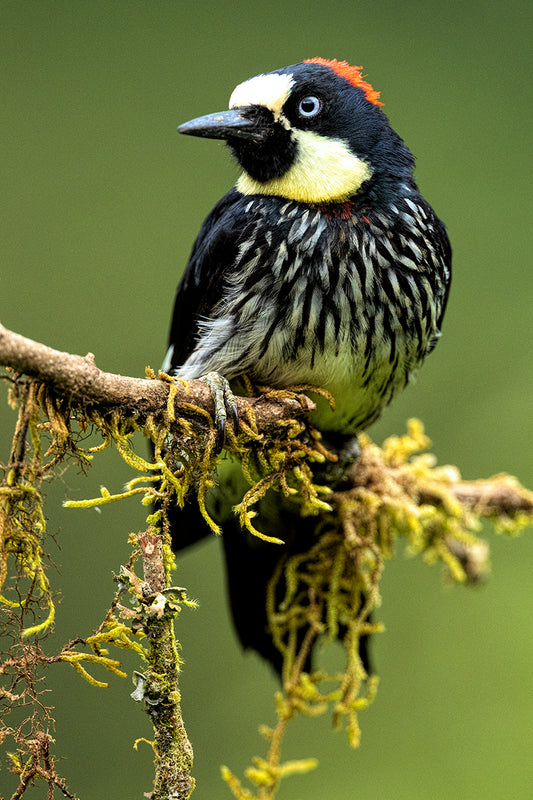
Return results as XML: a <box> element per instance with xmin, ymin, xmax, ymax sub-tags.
<box><xmin>227</xmin><ymin>109</ymin><xmax>297</xmax><ymax>183</ymax></box>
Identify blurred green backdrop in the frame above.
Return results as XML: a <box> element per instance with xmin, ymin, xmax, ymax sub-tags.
<box><xmin>1</xmin><ymin>1</ymin><xmax>532</xmax><ymax>798</ymax></box>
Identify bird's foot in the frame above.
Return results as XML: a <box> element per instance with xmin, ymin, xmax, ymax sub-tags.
<box><xmin>200</xmin><ymin>372</ymin><xmax>240</xmax><ymax>449</ymax></box>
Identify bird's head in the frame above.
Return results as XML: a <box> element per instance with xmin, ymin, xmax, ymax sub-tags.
<box><xmin>178</xmin><ymin>58</ymin><xmax>414</xmax><ymax>205</ymax></box>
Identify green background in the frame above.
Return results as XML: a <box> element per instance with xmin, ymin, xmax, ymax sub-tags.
<box><xmin>1</xmin><ymin>1</ymin><xmax>532</xmax><ymax>798</ymax></box>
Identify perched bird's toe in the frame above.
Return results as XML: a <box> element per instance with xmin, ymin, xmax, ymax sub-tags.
<box><xmin>200</xmin><ymin>371</ymin><xmax>239</xmax><ymax>448</ymax></box>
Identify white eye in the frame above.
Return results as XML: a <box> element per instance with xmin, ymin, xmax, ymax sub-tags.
<box><xmin>297</xmin><ymin>96</ymin><xmax>322</xmax><ymax>118</ymax></box>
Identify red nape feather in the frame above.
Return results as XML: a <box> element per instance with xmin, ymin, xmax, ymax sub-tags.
<box><xmin>303</xmin><ymin>57</ymin><xmax>383</xmax><ymax>106</ymax></box>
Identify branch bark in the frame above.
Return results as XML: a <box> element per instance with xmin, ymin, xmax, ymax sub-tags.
<box><xmin>0</xmin><ymin>323</ymin><xmax>314</xmax><ymax>435</ymax></box>
<box><xmin>414</xmin><ymin>478</ymin><xmax>533</xmax><ymax>518</ymax></box>
<box><xmin>137</xmin><ymin>532</ymin><xmax>194</xmax><ymax>799</ymax></box>
<box><xmin>448</xmin><ymin>480</ymin><xmax>533</xmax><ymax>516</ymax></box>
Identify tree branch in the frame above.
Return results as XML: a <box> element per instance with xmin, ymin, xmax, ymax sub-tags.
<box><xmin>0</xmin><ymin>323</ymin><xmax>314</xmax><ymax>435</ymax></box>
<box><xmin>2</xmin><ymin>323</ymin><xmax>533</xmax><ymax>524</ymax></box>
<box><xmin>447</xmin><ymin>479</ymin><xmax>533</xmax><ymax>516</ymax></box>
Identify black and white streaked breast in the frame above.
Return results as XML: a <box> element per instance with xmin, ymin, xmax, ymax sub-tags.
<box><xmin>173</xmin><ymin>188</ymin><xmax>450</xmax><ymax>435</ymax></box>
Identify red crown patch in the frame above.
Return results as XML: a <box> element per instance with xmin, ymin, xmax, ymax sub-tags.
<box><xmin>304</xmin><ymin>57</ymin><xmax>383</xmax><ymax>106</ymax></box>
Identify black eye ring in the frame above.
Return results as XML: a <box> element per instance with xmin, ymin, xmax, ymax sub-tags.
<box><xmin>297</xmin><ymin>95</ymin><xmax>322</xmax><ymax>118</ymax></box>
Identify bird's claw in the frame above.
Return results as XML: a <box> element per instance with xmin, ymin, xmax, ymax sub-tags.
<box><xmin>200</xmin><ymin>372</ymin><xmax>240</xmax><ymax>449</ymax></box>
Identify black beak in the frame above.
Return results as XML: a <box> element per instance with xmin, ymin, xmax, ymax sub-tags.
<box><xmin>178</xmin><ymin>108</ymin><xmax>269</xmax><ymax>143</ymax></box>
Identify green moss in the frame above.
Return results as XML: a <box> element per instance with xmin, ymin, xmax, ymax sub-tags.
<box><xmin>2</xmin><ymin>377</ymin><xmax>532</xmax><ymax>800</ymax></box>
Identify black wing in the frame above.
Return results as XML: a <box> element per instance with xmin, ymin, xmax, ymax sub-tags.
<box><xmin>166</xmin><ymin>187</ymin><xmax>242</xmax><ymax>370</ymax></box>
<box><xmin>162</xmin><ymin>188</ymin><xmax>243</xmax><ymax>551</ymax></box>
<box><xmin>435</xmin><ymin>215</ymin><xmax>452</xmax><ymax>334</ymax></box>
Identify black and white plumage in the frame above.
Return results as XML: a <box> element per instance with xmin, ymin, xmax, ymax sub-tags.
<box><xmin>164</xmin><ymin>59</ymin><xmax>451</xmax><ymax>675</ymax></box>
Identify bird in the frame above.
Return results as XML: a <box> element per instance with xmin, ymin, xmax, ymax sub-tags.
<box><xmin>162</xmin><ymin>58</ymin><xmax>452</xmax><ymax>676</ymax></box>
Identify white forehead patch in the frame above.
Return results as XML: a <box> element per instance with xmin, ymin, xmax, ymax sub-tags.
<box><xmin>229</xmin><ymin>72</ymin><xmax>294</xmax><ymax>117</ymax></box>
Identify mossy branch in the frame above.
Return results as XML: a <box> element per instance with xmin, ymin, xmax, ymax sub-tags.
<box><xmin>0</xmin><ymin>323</ymin><xmax>314</xmax><ymax>435</ymax></box>
<box><xmin>2</xmin><ymin>323</ymin><xmax>530</xmax><ymax>528</ymax></box>
<box><xmin>1</xmin><ymin>323</ymin><xmax>532</xmax><ymax>800</ymax></box>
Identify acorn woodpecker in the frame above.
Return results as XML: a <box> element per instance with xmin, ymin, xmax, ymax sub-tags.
<box><xmin>164</xmin><ymin>58</ymin><xmax>452</xmax><ymax>675</ymax></box>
